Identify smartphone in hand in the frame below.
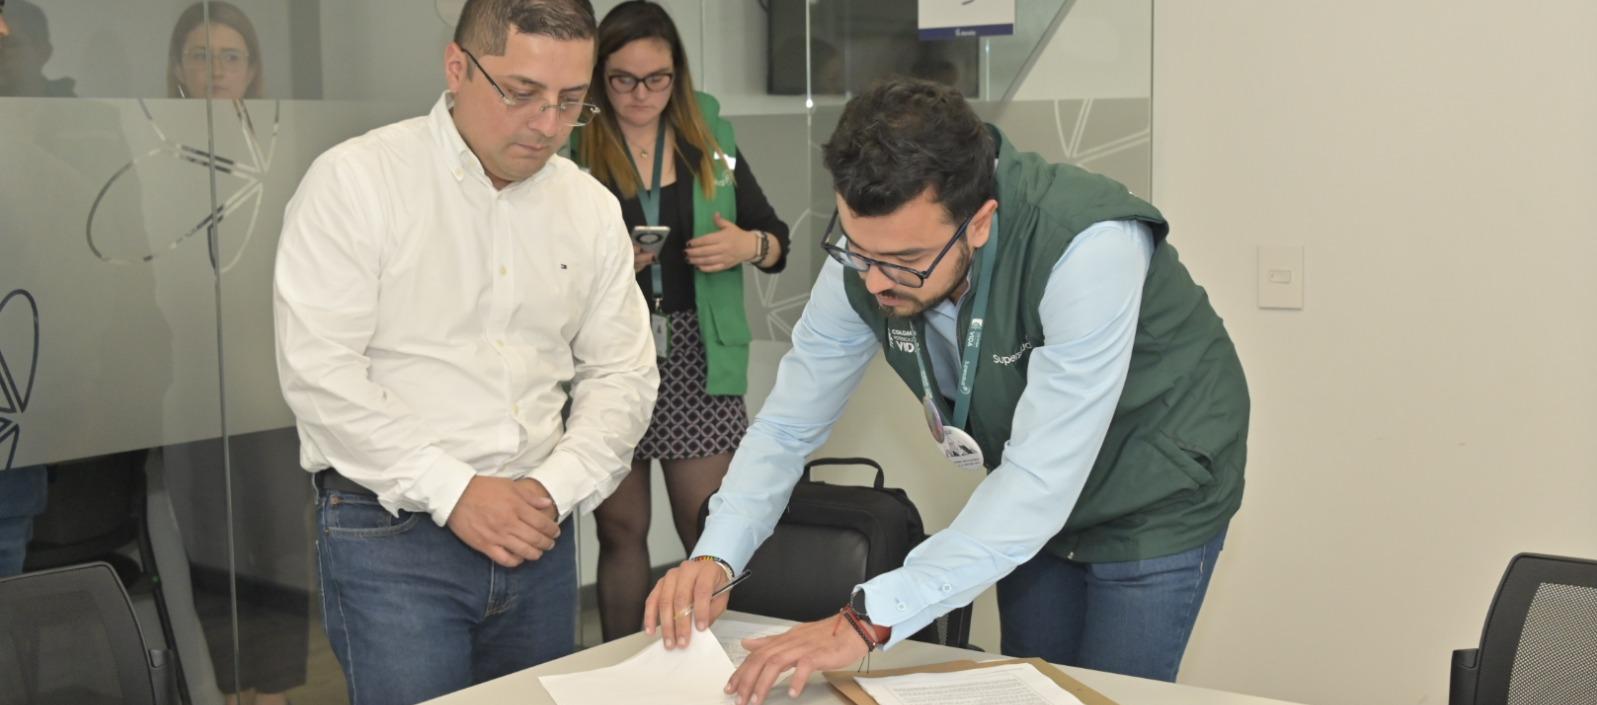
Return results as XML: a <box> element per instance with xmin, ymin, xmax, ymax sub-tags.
<box><xmin>632</xmin><ymin>225</ymin><xmax>670</xmax><ymax>257</ymax></box>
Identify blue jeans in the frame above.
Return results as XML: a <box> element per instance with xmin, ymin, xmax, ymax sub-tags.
<box><xmin>315</xmin><ymin>486</ymin><xmax>577</xmax><ymax>705</ymax></box>
<box><xmin>997</xmin><ymin>528</ymin><xmax>1227</xmax><ymax>682</ymax></box>
<box><xmin>0</xmin><ymin>466</ymin><xmax>48</xmax><ymax>577</ymax></box>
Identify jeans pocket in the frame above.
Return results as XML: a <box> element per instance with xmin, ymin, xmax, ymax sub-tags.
<box><xmin>322</xmin><ymin>492</ymin><xmax>423</xmax><ymax>539</ymax></box>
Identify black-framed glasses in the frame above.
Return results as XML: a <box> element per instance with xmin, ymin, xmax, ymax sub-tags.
<box><xmin>607</xmin><ymin>71</ymin><xmax>674</xmax><ymax>94</ymax></box>
<box><xmin>462</xmin><ymin>47</ymin><xmax>600</xmax><ymax>127</ymax></box>
<box><xmin>821</xmin><ymin>209</ymin><xmax>974</xmax><ymax>289</ymax></box>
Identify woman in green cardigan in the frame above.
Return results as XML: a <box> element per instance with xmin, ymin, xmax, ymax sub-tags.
<box><xmin>572</xmin><ymin>1</ymin><xmax>790</xmax><ymax>642</ymax></box>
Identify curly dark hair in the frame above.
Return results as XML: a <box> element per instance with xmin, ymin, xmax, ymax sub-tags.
<box><xmin>822</xmin><ymin>78</ymin><xmax>996</xmax><ymax>223</ymax></box>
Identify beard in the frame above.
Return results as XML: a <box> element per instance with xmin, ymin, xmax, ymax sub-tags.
<box><xmin>873</xmin><ymin>243</ymin><xmax>973</xmax><ymax>318</ymax></box>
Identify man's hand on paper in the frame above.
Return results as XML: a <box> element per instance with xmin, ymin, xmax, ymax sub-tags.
<box><xmin>724</xmin><ymin>615</ymin><xmax>870</xmax><ymax>705</ymax></box>
<box><xmin>445</xmin><ymin>475</ymin><xmax>561</xmax><ymax>568</ymax></box>
<box><xmin>644</xmin><ymin>559</ymin><xmax>730</xmax><ymax>648</ymax></box>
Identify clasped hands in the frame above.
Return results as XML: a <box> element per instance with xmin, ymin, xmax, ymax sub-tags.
<box><xmin>445</xmin><ymin>475</ymin><xmax>561</xmax><ymax>568</ymax></box>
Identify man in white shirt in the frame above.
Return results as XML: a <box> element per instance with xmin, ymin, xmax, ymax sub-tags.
<box><xmin>272</xmin><ymin>1</ymin><xmax>656</xmax><ymax>702</ymax></box>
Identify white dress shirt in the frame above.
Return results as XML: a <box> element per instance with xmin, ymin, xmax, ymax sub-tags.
<box><xmin>274</xmin><ymin>93</ymin><xmax>658</xmax><ymax>527</ymax></box>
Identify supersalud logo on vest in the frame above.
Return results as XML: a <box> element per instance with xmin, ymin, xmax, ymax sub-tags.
<box><xmin>992</xmin><ymin>339</ymin><xmax>1036</xmax><ymax>366</ymax></box>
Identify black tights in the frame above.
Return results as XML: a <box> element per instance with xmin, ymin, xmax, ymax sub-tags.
<box><xmin>592</xmin><ymin>452</ymin><xmax>731</xmax><ymax>642</ymax></box>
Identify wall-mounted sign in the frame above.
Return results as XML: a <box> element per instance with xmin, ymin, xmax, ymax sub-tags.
<box><xmin>919</xmin><ymin>0</ymin><xmax>1016</xmax><ymax>40</ymax></box>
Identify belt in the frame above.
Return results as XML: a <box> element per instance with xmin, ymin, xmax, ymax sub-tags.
<box><xmin>313</xmin><ymin>469</ymin><xmax>374</xmax><ymax>496</ymax></box>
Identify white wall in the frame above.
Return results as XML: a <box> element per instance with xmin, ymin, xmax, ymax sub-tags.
<box><xmin>757</xmin><ymin>2</ymin><xmax>1597</xmax><ymax>703</ymax></box>
<box><xmin>1153</xmin><ymin>1</ymin><xmax>1597</xmax><ymax>704</ymax></box>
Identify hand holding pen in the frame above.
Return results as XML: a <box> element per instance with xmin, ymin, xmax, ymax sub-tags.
<box><xmin>645</xmin><ymin>558</ymin><xmax>753</xmax><ymax>648</ymax></box>
<box><xmin>675</xmin><ymin>569</ymin><xmax>753</xmax><ymax>621</ymax></box>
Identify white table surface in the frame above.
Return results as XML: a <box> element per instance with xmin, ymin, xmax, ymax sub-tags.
<box><xmin>424</xmin><ymin>612</ymin><xmax>1305</xmax><ymax>705</ymax></box>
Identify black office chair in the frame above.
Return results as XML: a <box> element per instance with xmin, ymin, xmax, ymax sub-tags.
<box><xmin>1450</xmin><ymin>552</ymin><xmax>1597</xmax><ymax>705</ymax></box>
<box><xmin>25</xmin><ymin>452</ymin><xmax>148</xmax><ymax>583</ymax></box>
<box><xmin>696</xmin><ymin>458</ymin><xmax>975</xmax><ymax>649</ymax></box>
<box><xmin>0</xmin><ymin>562</ymin><xmax>174</xmax><ymax>705</ymax></box>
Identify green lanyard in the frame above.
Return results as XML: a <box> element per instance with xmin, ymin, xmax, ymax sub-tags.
<box><xmin>913</xmin><ymin>213</ymin><xmax>999</xmax><ymax>430</ymax></box>
<box><xmin>623</xmin><ymin>121</ymin><xmax>668</xmax><ymax>302</ymax></box>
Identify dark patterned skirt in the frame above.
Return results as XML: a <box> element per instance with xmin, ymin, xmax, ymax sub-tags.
<box><xmin>635</xmin><ymin>309</ymin><xmax>749</xmax><ymax>461</ymax></box>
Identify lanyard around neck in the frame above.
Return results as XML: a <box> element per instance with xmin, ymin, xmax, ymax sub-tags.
<box><xmin>913</xmin><ymin>210</ymin><xmax>999</xmax><ymax>430</ymax></box>
<box><xmin>622</xmin><ymin>120</ymin><xmax>668</xmax><ymax>227</ymax></box>
<box><xmin>622</xmin><ymin>120</ymin><xmax>669</xmax><ymax>304</ymax></box>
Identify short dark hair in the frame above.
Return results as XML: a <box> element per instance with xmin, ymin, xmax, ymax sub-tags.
<box><xmin>2</xmin><ymin>0</ymin><xmax>50</xmax><ymax>43</ymax></box>
<box><xmin>822</xmin><ymin>78</ymin><xmax>995</xmax><ymax>223</ymax></box>
<box><xmin>454</xmin><ymin>0</ymin><xmax>596</xmax><ymax>56</ymax></box>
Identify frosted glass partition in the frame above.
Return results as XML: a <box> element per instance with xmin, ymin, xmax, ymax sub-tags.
<box><xmin>0</xmin><ymin>0</ymin><xmax>1148</xmax><ymax>702</ymax></box>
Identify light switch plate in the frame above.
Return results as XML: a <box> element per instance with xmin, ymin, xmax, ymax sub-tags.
<box><xmin>1258</xmin><ymin>245</ymin><xmax>1304</xmax><ymax>310</ymax></box>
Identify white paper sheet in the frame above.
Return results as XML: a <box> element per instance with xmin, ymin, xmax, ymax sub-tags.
<box><xmin>709</xmin><ymin>618</ymin><xmax>790</xmax><ymax>666</ymax></box>
<box><xmin>539</xmin><ymin>631</ymin><xmax>737</xmax><ymax>705</ymax></box>
<box><xmin>856</xmin><ymin>663</ymin><xmax>1086</xmax><ymax>705</ymax></box>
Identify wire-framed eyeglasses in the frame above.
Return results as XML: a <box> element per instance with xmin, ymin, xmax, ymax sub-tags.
<box><xmin>820</xmin><ymin>209</ymin><xmax>975</xmax><ymax>288</ymax></box>
<box><xmin>182</xmin><ymin>48</ymin><xmax>251</xmax><ymax>71</ymax></box>
<box><xmin>462</xmin><ymin>47</ymin><xmax>600</xmax><ymax>127</ymax></box>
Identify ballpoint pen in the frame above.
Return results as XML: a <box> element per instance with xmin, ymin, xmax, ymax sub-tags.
<box><xmin>674</xmin><ymin>569</ymin><xmax>754</xmax><ymax>620</ymax></box>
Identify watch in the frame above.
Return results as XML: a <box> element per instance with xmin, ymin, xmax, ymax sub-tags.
<box><xmin>846</xmin><ymin>588</ymin><xmax>891</xmax><ymax>648</ymax></box>
<box><xmin>849</xmin><ymin>588</ymin><xmax>870</xmax><ymax>622</ymax></box>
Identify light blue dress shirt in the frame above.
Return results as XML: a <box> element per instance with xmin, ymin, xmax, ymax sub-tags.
<box><xmin>696</xmin><ymin>218</ymin><xmax>1155</xmax><ymax>648</ymax></box>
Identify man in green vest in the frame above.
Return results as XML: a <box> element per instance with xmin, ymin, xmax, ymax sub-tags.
<box><xmin>645</xmin><ymin>78</ymin><xmax>1249</xmax><ymax>704</ymax></box>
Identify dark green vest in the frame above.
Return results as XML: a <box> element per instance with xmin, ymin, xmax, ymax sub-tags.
<box><xmin>569</xmin><ymin>92</ymin><xmax>750</xmax><ymax>395</ymax></box>
<box><xmin>843</xmin><ymin>128</ymin><xmax>1249</xmax><ymax>563</ymax></box>
<box><xmin>688</xmin><ymin>93</ymin><xmax>751</xmax><ymax>396</ymax></box>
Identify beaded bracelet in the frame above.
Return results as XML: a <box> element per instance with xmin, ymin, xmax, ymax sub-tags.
<box><xmin>690</xmin><ymin>555</ymin><xmax>735</xmax><ymax>583</ymax></box>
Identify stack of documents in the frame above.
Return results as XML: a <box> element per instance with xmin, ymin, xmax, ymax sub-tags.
<box><xmin>855</xmin><ymin>663</ymin><xmax>1086</xmax><ymax>705</ymax></box>
<box><xmin>827</xmin><ymin>658</ymin><xmax>1117</xmax><ymax>705</ymax></box>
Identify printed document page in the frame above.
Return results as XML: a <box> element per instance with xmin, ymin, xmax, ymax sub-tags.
<box><xmin>710</xmin><ymin>618</ymin><xmax>789</xmax><ymax>666</ymax></box>
<box><xmin>856</xmin><ymin>663</ymin><xmax>1086</xmax><ymax>705</ymax></box>
<box><xmin>539</xmin><ymin>631</ymin><xmax>736</xmax><ymax>705</ymax></box>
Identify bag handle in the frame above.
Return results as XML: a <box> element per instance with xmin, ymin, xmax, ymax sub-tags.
<box><xmin>801</xmin><ymin>457</ymin><xmax>885</xmax><ymax>489</ymax></box>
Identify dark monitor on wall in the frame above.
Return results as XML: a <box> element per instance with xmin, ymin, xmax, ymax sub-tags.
<box><xmin>767</xmin><ymin>0</ymin><xmax>981</xmax><ymax>98</ymax></box>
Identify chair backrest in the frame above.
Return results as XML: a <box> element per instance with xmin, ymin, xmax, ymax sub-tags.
<box><xmin>0</xmin><ymin>562</ymin><xmax>161</xmax><ymax>705</ymax></box>
<box><xmin>25</xmin><ymin>451</ymin><xmax>146</xmax><ymax>573</ymax></box>
<box><xmin>1452</xmin><ymin>552</ymin><xmax>1597</xmax><ymax>705</ymax></box>
<box><xmin>699</xmin><ymin>458</ymin><xmax>974</xmax><ymax>648</ymax></box>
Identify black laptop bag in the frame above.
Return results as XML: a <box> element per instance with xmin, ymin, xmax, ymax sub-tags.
<box><xmin>697</xmin><ymin>457</ymin><xmax>972</xmax><ymax>647</ymax></box>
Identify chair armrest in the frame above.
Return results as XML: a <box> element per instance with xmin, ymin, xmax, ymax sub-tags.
<box><xmin>148</xmin><ymin>648</ymin><xmax>175</xmax><ymax>705</ymax></box>
<box><xmin>1449</xmin><ymin>648</ymin><xmax>1479</xmax><ymax>705</ymax></box>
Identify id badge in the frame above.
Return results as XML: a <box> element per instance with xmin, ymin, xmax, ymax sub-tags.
<box><xmin>939</xmin><ymin>426</ymin><xmax>985</xmax><ymax>471</ymax></box>
<box><xmin>651</xmin><ymin>313</ymin><xmax>670</xmax><ymax>358</ymax></box>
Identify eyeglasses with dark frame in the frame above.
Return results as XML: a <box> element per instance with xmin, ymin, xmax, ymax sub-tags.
<box><xmin>607</xmin><ymin>71</ymin><xmax>674</xmax><ymax>94</ymax></box>
<box><xmin>461</xmin><ymin>47</ymin><xmax>600</xmax><ymax>127</ymax></box>
<box><xmin>820</xmin><ymin>209</ymin><xmax>975</xmax><ymax>289</ymax></box>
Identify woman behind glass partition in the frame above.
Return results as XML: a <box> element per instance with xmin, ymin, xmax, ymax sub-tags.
<box><xmin>166</xmin><ymin>7</ymin><xmax>302</xmax><ymax>703</ymax></box>
<box><xmin>167</xmin><ymin>1</ymin><xmax>262</xmax><ymax>100</ymax></box>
